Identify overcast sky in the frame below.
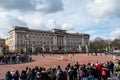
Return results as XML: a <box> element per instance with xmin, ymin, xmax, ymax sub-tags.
<box><xmin>0</xmin><ymin>0</ymin><xmax>120</xmax><ymax>40</ymax></box>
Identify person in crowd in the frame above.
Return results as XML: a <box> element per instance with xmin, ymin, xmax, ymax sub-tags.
<box><xmin>28</xmin><ymin>68</ymin><xmax>36</xmax><ymax>80</ymax></box>
<box><xmin>91</xmin><ymin>64</ymin><xmax>99</xmax><ymax>80</ymax></box>
<box><xmin>51</xmin><ymin>66</ymin><xmax>57</xmax><ymax>80</ymax></box>
<box><xmin>5</xmin><ymin>60</ymin><xmax>120</xmax><ymax>80</ymax></box>
<box><xmin>109</xmin><ymin>61</ymin><xmax>114</xmax><ymax>74</ymax></box>
<box><xmin>101</xmin><ymin>64</ymin><xmax>108</xmax><ymax>80</ymax></box>
<box><xmin>56</xmin><ymin>69</ymin><xmax>66</xmax><ymax>80</ymax></box>
<box><xmin>5</xmin><ymin>71</ymin><xmax>13</xmax><ymax>80</ymax></box>
<box><xmin>65</xmin><ymin>63</ymin><xmax>71</xmax><ymax>72</ymax></box>
<box><xmin>77</xmin><ymin>65</ymin><xmax>82</xmax><ymax>80</ymax></box>
<box><xmin>20</xmin><ymin>70</ymin><xmax>27</xmax><ymax>80</ymax></box>
<box><xmin>13</xmin><ymin>70</ymin><xmax>20</xmax><ymax>80</ymax></box>
<box><xmin>26</xmin><ymin>67</ymin><xmax>32</xmax><ymax>79</ymax></box>
<box><xmin>96</xmin><ymin>62</ymin><xmax>102</xmax><ymax>80</ymax></box>
<box><xmin>114</xmin><ymin>60</ymin><xmax>120</xmax><ymax>79</ymax></box>
<box><xmin>73</xmin><ymin>64</ymin><xmax>78</xmax><ymax>80</ymax></box>
<box><xmin>40</xmin><ymin>69</ymin><xmax>49</xmax><ymax>80</ymax></box>
<box><xmin>68</xmin><ymin>66</ymin><xmax>74</xmax><ymax>80</ymax></box>
<box><xmin>74</xmin><ymin>62</ymin><xmax>80</xmax><ymax>69</ymax></box>
<box><xmin>86</xmin><ymin>63</ymin><xmax>95</xmax><ymax>80</ymax></box>
<box><xmin>81</xmin><ymin>64</ymin><xmax>88</xmax><ymax>80</ymax></box>
<box><xmin>10</xmin><ymin>68</ymin><xmax>15</xmax><ymax>76</ymax></box>
<box><xmin>55</xmin><ymin>65</ymin><xmax>62</xmax><ymax>74</ymax></box>
<box><xmin>35</xmin><ymin>71</ymin><xmax>41</xmax><ymax>80</ymax></box>
<box><xmin>114</xmin><ymin>60</ymin><xmax>120</xmax><ymax>72</ymax></box>
<box><xmin>0</xmin><ymin>52</ymin><xmax>31</xmax><ymax>64</ymax></box>
<box><xmin>106</xmin><ymin>61</ymin><xmax>111</xmax><ymax>78</ymax></box>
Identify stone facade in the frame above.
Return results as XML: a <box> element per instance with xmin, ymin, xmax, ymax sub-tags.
<box><xmin>7</xmin><ymin>26</ymin><xmax>90</xmax><ymax>53</ymax></box>
<box><xmin>0</xmin><ymin>38</ymin><xmax>5</xmax><ymax>54</ymax></box>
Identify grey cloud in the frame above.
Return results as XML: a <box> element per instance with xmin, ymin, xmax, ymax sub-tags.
<box><xmin>0</xmin><ymin>0</ymin><xmax>63</xmax><ymax>13</ymax></box>
<box><xmin>8</xmin><ymin>16</ymin><xmax>27</xmax><ymax>26</ymax></box>
<box><xmin>0</xmin><ymin>0</ymin><xmax>34</xmax><ymax>11</ymax></box>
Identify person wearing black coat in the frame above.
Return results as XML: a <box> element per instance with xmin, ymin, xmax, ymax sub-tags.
<box><xmin>13</xmin><ymin>70</ymin><xmax>20</xmax><ymax>80</ymax></box>
<box><xmin>5</xmin><ymin>71</ymin><xmax>12</xmax><ymax>80</ymax></box>
<box><xmin>20</xmin><ymin>70</ymin><xmax>27</xmax><ymax>80</ymax></box>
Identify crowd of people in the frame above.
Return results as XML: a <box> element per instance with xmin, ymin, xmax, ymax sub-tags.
<box><xmin>0</xmin><ymin>52</ymin><xmax>32</xmax><ymax>64</ymax></box>
<box><xmin>5</xmin><ymin>59</ymin><xmax>120</xmax><ymax>80</ymax></box>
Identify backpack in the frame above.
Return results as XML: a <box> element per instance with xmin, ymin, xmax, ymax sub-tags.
<box><xmin>102</xmin><ymin>70</ymin><xmax>107</xmax><ymax>76</ymax></box>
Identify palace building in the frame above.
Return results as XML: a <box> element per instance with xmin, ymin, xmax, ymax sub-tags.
<box><xmin>0</xmin><ymin>38</ymin><xmax>5</xmax><ymax>54</ymax></box>
<box><xmin>7</xmin><ymin>26</ymin><xmax>90</xmax><ymax>53</ymax></box>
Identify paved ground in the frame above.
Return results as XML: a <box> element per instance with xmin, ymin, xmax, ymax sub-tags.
<box><xmin>0</xmin><ymin>53</ymin><xmax>119</xmax><ymax>79</ymax></box>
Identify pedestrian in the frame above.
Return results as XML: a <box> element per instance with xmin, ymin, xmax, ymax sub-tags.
<box><xmin>101</xmin><ymin>69</ymin><xmax>107</xmax><ymax>80</ymax></box>
<box><xmin>20</xmin><ymin>70</ymin><xmax>27</xmax><ymax>80</ymax></box>
<box><xmin>28</xmin><ymin>68</ymin><xmax>36</xmax><ymax>80</ymax></box>
<box><xmin>5</xmin><ymin>71</ymin><xmax>13</xmax><ymax>80</ymax></box>
<box><xmin>13</xmin><ymin>70</ymin><xmax>20</xmax><ymax>80</ymax></box>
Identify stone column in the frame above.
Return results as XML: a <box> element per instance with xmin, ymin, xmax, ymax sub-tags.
<box><xmin>32</xmin><ymin>45</ymin><xmax>34</xmax><ymax>53</ymax></box>
<box><xmin>0</xmin><ymin>46</ymin><xmax>3</xmax><ymax>54</ymax></box>
<box><xmin>79</xmin><ymin>44</ymin><xmax>82</xmax><ymax>53</ymax></box>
